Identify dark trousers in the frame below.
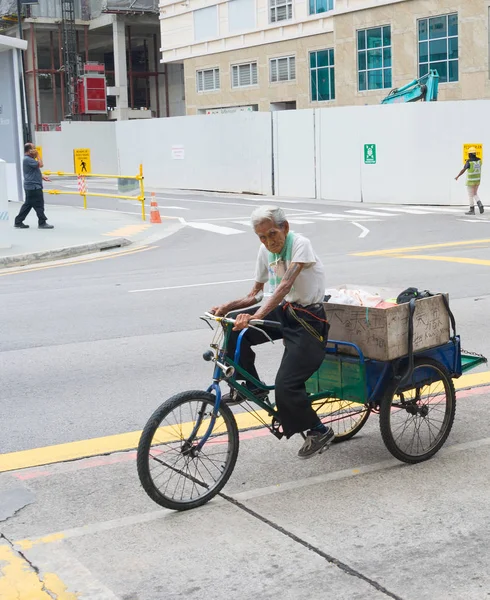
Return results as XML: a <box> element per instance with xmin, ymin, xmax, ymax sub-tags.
<box><xmin>227</xmin><ymin>303</ymin><xmax>328</xmax><ymax>439</ymax></box>
<box><xmin>15</xmin><ymin>189</ymin><xmax>47</xmax><ymax>226</ymax></box>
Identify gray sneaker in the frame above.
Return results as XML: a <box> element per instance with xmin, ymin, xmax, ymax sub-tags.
<box><xmin>298</xmin><ymin>427</ymin><xmax>335</xmax><ymax>459</ymax></box>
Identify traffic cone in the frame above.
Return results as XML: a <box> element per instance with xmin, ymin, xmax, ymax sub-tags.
<box><xmin>150</xmin><ymin>192</ymin><xmax>162</xmax><ymax>224</ymax></box>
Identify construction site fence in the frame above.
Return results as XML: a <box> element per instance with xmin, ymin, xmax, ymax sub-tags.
<box><xmin>42</xmin><ymin>164</ymin><xmax>146</xmax><ymax>221</ymax></box>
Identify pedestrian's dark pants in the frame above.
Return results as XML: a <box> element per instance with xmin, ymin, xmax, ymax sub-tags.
<box><xmin>15</xmin><ymin>189</ymin><xmax>47</xmax><ymax>226</ymax></box>
<box><xmin>226</xmin><ymin>303</ymin><xmax>328</xmax><ymax>439</ymax></box>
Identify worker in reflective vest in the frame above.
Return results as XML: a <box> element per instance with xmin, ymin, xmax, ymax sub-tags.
<box><xmin>455</xmin><ymin>147</ymin><xmax>484</xmax><ymax>216</ymax></box>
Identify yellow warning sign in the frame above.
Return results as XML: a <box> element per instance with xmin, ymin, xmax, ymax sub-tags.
<box><xmin>463</xmin><ymin>144</ymin><xmax>483</xmax><ymax>163</ymax></box>
<box><xmin>74</xmin><ymin>148</ymin><xmax>91</xmax><ymax>175</ymax></box>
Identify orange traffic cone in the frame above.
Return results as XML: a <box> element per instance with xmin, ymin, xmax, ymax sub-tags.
<box><xmin>150</xmin><ymin>192</ymin><xmax>162</xmax><ymax>224</ymax></box>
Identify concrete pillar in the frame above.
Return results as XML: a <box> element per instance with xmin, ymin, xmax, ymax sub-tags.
<box><xmin>24</xmin><ymin>24</ymin><xmax>39</xmax><ymax>132</ymax></box>
<box><xmin>0</xmin><ymin>160</ymin><xmax>12</xmax><ymax>249</ymax></box>
<box><xmin>112</xmin><ymin>17</ymin><xmax>129</xmax><ymax>120</ymax></box>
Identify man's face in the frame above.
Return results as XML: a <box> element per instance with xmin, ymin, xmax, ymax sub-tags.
<box><xmin>254</xmin><ymin>219</ymin><xmax>289</xmax><ymax>254</ymax></box>
<box><xmin>26</xmin><ymin>145</ymin><xmax>36</xmax><ymax>156</ymax></box>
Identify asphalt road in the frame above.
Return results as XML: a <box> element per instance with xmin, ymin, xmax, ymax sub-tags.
<box><xmin>2</xmin><ymin>192</ymin><xmax>489</xmax><ymax>450</ymax></box>
<box><xmin>2</xmin><ymin>191</ymin><xmax>490</xmax><ymax>599</ymax></box>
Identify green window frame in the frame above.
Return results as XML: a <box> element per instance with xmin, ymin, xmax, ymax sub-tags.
<box><xmin>357</xmin><ymin>25</ymin><xmax>392</xmax><ymax>91</ymax></box>
<box><xmin>418</xmin><ymin>13</ymin><xmax>458</xmax><ymax>83</ymax></box>
<box><xmin>310</xmin><ymin>49</ymin><xmax>335</xmax><ymax>102</ymax></box>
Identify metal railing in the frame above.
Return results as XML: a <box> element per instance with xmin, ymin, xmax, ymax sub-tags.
<box><xmin>42</xmin><ymin>164</ymin><xmax>146</xmax><ymax>221</ymax></box>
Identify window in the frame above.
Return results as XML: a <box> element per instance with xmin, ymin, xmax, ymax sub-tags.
<box><xmin>310</xmin><ymin>49</ymin><xmax>335</xmax><ymax>102</ymax></box>
<box><xmin>270</xmin><ymin>56</ymin><xmax>296</xmax><ymax>82</ymax></box>
<box><xmin>270</xmin><ymin>0</ymin><xmax>292</xmax><ymax>23</ymax></box>
<box><xmin>196</xmin><ymin>68</ymin><xmax>220</xmax><ymax>92</ymax></box>
<box><xmin>232</xmin><ymin>62</ymin><xmax>258</xmax><ymax>87</ymax></box>
<box><xmin>309</xmin><ymin>0</ymin><xmax>333</xmax><ymax>16</ymax></box>
<box><xmin>194</xmin><ymin>6</ymin><xmax>218</xmax><ymax>41</ymax></box>
<box><xmin>418</xmin><ymin>13</ymin><xmax>458</xmax><ymax>83</ymax></box>
<box><xmin>357</xmin><ymin>26</ymin><xmax>392</xmax><ymax>91</ymax></box>
<box><xmin>229</xmin><ymin>0</ymin><xmax>256</xmax><ymax>33</ymax></box>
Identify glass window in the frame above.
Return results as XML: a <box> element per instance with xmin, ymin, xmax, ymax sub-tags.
<box><xmin>310</xmin><ymin>48</ymin><xmax>335</xmax><ymax>101</ymax></box>
<box><xmin>270</xmin><ymin>0</ymin><xmax>292</xmax><ymax>24</ymax></box>
<box><xmin>357</xmin><ymin>25</ymin><xmax>392</xmax><ymax>91</ymax></box>
<box><xmin>194</xmin><ymin>6</ymin><xmax>218</xmax><ymax>41</ymax></box>
<box><xmin>418</xmin><ymin>13</ymin><xmax>458</xmax><ymax>83</ymax></box>
<box><xmin>231</xmin><ymin>62</ymin><xmax>258</xmax><ymax>87</ymax></box>
<box><xmin>309</xmin><ymin>0</ymin><xmax>333</xmax><ymax>16</ymax></box>
<box><xmin>270</xmin><ymin>56</ymin><xmax>296</xmax><ymax>82</ymax></box>
<box><xmin>366</xmin><ymin>27</ymin><xmax>382</xmax><ymax>49</ymax></box>
<box><xmin>196</xmin><ymin>68</ymin><xmax>220</xmax><ymax>92</ymax></box>
<box><xmin>229</xmin><ymin>0</ymin><xmax>256</xmax><ymax>32</ymax></box>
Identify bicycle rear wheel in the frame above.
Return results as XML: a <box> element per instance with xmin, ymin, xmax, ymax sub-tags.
<box><xmin>379</xmin><ymin>358</ymin><xmax>456</xmax><ymax>464</ymax></box>
<box><xmin>313</xmin><ymin>398</ymin><xmax>371</xmax><ymax>442</ymax></box>
<box><xmin>137</xmin><ymin>390</ymin><xmax>239</xmax><ymax>511</ymax></box>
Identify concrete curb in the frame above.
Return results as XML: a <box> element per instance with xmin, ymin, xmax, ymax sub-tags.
<box><xmin>0</xmin><ymin>237</ymin><xmax>132</xmax><ymax>269</ymax></box>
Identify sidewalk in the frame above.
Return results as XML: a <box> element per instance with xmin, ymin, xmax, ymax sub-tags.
<box><xmin>1</xmin><ymin>202</ymin><xmax>183</xmax><ymax>268</ymax></box>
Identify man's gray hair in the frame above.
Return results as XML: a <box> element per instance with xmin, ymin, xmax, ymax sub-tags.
<box><xmin>251</xmin><ymin>206</ymin><xmax>288</xmax><ymax>229</ymax></box>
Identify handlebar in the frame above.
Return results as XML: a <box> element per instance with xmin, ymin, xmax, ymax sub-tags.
<box><xmin>202</xmin><ymin>312</ymin><xmax>282</xmax><ymax>329</ymax></box>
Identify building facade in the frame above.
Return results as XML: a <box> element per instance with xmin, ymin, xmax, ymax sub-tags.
<box><xmin>0</xmin><ymin>0</ymin><xmax>185</xmax><ymax>133</ymax></box>
<box><xmin>159</xmin><ymin>0</ymin><xmax>490</xmax><ymax>115</ymax></box>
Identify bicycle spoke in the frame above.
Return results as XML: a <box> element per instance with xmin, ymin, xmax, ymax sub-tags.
<box><xmin>387</xmin><ymin>364</ymin><xmax>452</xmax><ymax>458</ymax></box>
<box><xmin>139</xmin><ymin>396</ymin><xmax>236</xmax><ymax>507</ymax></box>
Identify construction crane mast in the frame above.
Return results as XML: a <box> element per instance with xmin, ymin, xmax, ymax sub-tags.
<box><xmin>61</xmin><ymin>0</ymin><xmax>79</xmax><ymax>118</ymax></box>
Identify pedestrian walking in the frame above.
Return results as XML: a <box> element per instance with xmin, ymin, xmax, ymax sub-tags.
<box><xmin>14</xmin><ymin>143</ymin><xmax>54</xmax><ymax>229</ymax></box>
<box><xmin>455</xmin><ymin>147</ymin><xmax>484</xmax><ymax>216</ymax></box>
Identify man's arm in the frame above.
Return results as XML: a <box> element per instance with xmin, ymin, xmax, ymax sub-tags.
<box><xmin>34</xmin><ymin>151</ymin><xmax>44</xmax><ymax>169</ymax></box>
<box><xmin>211</xmin><ymin>281</ymin><xmax>265</xmax><ymax>316</ymax></box>
<box><xmin>233</xmin><ymin>263</ymin><xmax>304</xmax><ymax>330</ymax></box>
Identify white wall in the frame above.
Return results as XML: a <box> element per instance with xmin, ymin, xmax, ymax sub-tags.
<box><xmin>35</xmin><ymin>121</ymin><xmax>118</xmax><ymax>174</ymax></box>
<box><xmin>315</xmin><ymin>100</ymin><xmax>489</xmax><ymax>205</ymax></box>
<box><xmin>316</xmin><ymin>107</ymin><xmax>362</xmax><ymax>203</ymax></box>
<box><xmin>115</xmin><ymin>112</ymin><xmax>273</xmax><ymax>194</ymax></box>
<box><xmin>30</xmin><ymin>100</ymin><xmax>490</xmax><ymax>204</ymax></box>
<box><xmin>273</xmin><ymin>109</ymin><xmax>315</xmax><ymax>199</ymax></box>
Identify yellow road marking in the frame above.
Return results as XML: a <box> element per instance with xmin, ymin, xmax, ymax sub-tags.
<box><xmin>103</xmin><ymin>224</ymin><xmax>152</xmax><ymax>237</ymax></box>
<box><xmin>17</xmin><ymin>533</ymin><xmax>66</xmax><ymax>552</ymax></box>
<box><xmin>0</xmin><ymin>371</ymin><xmax>488</xmax><ymax>474</ymax></box>
<box><xmin>353</xmin><ymin>238</ymin><xmax>490</xmax><ymax>257</ymax></box>
<box><xmin>396</xmin><ymin>255</ymin><xmax>490</xmax><ymax>266</ymax></box>
<box><xmin>0</xmin><ymin>245</ymin><xmax>155</xmax><ymax>277</ymax></box>
<box><xmin>0</xmin><ymin>543</ymin><xmax>78</xmax><ymax>599</ymax></box>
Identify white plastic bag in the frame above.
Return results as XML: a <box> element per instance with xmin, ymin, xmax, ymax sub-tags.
<box><xmin>325</xmin><ymin>286</ymin><xmax>383</xmax><ymax>307</ymax></box>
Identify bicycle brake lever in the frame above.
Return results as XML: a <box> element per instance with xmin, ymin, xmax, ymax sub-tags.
<box><xmin>199</xmin><ymin>316</ymin><xmax>214</xmax><ymax>330</ymax></box>
<box><xmin>247</xmin><ymin>324</ymin><xmax>274</xmax><ymax>344</ymax></box>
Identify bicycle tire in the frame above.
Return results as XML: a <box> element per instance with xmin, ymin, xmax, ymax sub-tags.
<box><xmin>137</xmin><ymin>390</ymin><xmax>239</xmax><ymax>511</ymax></box>
<box><xmin>313</xmin><ymin>398</ymin><xmax>371</xmax><ymax>442</ymax></box>
<box><xmin>379</xmin><ymin>358</ymin><xmax>456</xmax><ymax>464</ymax></box>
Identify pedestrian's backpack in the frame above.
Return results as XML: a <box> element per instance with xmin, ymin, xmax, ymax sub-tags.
<box><xmin>396</xmin><ymin>287</ymin><xmax>432</xmax><ymax>304</ymax></box>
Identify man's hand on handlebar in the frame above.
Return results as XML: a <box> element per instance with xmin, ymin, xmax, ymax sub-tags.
<box><xmin>233</xmin><ymin>313</ymin><xmax>253</xmax><ymax>331</ymax></box>
<box><xmin>209</xmin><ymin>304</ymin><xmax>231</xmax><ymax>317</ymax></box>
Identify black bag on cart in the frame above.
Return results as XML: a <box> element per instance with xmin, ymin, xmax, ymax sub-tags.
<box><xmin>396</xmin><ymin>287</ymin><xmax>432</xmax><ymax>304</ymax></box>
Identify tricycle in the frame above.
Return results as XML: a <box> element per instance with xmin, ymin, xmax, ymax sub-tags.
<box><xmin>137</xmin><ymin>309</ymin><xmax>487</xmax><ymax>511</ymax></box>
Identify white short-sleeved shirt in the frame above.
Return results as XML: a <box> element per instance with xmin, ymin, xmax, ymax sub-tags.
<box><xmin>254</xmin><ymin>234</ymin><xmax>326</xmax><ymax>305</ymax></box>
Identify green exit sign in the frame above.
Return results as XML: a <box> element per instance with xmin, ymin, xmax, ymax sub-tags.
<box><xmin>364</xmin><ymin>144</ymin><xmax>376</xmax><ymax>164</ymax></box>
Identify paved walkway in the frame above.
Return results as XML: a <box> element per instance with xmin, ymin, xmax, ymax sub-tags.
<box><xmin>1</xmin><ymin>202</ymin><xmax>182</xmax><ymax>266</ymax></box>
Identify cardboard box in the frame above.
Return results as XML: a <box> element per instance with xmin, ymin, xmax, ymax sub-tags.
<box><xmin>323</xmin><ymin>295</ymin><xmax>450</xmax><ymax>361</ymax></box>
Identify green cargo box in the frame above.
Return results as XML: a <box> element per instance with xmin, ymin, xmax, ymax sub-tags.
<box><xmin>306</xmin><ymin>354</ymin><xmax>367</xmax><ymax>404</ymax></box>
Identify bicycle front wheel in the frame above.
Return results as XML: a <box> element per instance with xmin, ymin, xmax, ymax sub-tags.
<box><xmin>137</xmin><ymin>390</ymin><xmax>239</xmax><ymax>511</ymax></box>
